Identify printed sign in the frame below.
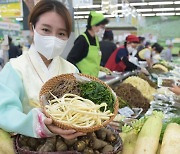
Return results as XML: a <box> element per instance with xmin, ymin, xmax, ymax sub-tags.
<box><xmin>0</xmin><ymin>22</ymin><xmax>21</xmax><ymax>31</ymax></box>
<box><xmin>0</xmin><ymin>0</ymin><xmax>22</xmax><ymax>17</ymax></box>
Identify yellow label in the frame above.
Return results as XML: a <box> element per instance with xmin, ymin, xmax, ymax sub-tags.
<box><xmin>0</xmin><ymin>2</ymin><xmax>22</xmax><ymax>17</ymax></box>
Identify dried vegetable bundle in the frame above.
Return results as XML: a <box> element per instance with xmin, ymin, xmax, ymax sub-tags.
<box><xmin>45</xmin><ymin>79</ymin><xmax>80</xmax><ymax>101</ymax></box>
<box><xmin>152</xmin><ymin>64</ymin><xmax>168</xmax><ymax>73</ymax></box>
<box><xmin>45</xmin><ymin>93</ymin><xmax>113</xmax><ymax>128</ymax></box>
<box><xmin>113</xmin><ymin>83</ymin><xmax>150</xmax><ymax>111</ymax></box>
<box><xmin>137</xmin><ymin>73</ymin><xmax>157</xmax><ymax>88</ymax></box>
<box><xmin>123</xmin><ymin>76</ymin><xmax>156</xmax><ymax>101</ymax></box>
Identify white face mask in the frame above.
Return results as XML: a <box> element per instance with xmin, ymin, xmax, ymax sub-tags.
<box><xmin>95</xmin><ymin>28</ymin><xmax>105</xmax><ymax>38</ymax></box>
<box><xmin>152</xmin><ymin>50</ymin><xmax>156</xmax><ymax>55</ymax></box>
<box><xmin>33</xmin><ymin>29</ymin><xmax>68</xmax><ymax>60</ymax></box>
<box><xmin>127</xmin><ymin>46</ymin><xmax>136</xmax><ymax>54</ymax></box>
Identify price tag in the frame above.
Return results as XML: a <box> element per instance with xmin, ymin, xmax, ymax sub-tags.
<box><xmin>118</xmin><ymin>106</ymin><xmax>134</xmax><ymax>118</ymax></box>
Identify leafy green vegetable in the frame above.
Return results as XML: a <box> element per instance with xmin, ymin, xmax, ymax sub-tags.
<box><xmin>160</xmin><ymin>116</ymin><xmax>180</xmax><ymax>143</ymax></box>
<box><xmin>122</xmin><ymin>124</ymin><xmax>133</xmax><ymax>133</ymax></box>
<box><xmin>131</xmin><ymin>116</ymin><xmax>148</xmax><ymax>134</ymax></box>
<box><xmin>121</xmin><ymin>112</ymin><xmax>162</xmax><ymax>135</ymax></box>
<box><xmin>122</xmin><ymin>116</ymin><xmax>147</xmax><ymax>134</ymax></box>
<box><xmin>79</xmin><ymin>81</ymin><xmax>115</xmax><ymax>112</ymax></box>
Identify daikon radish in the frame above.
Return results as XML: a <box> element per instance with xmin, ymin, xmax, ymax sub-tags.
<box><xmin>134</xmin><ymin>111</ymin><xmax>163</xmax><ymax>154</ymax></box>
<box><xmin>122</xmin><ymin>130</ymin><xmax>137</xmax><ymax>154</ymax></box>
<box><xmin>160</xmin><ymin>123</ymin><xmax>180</xmax><ymax>154</ymax></box>
<box><xmin>121</xmin><ymin>117</ymin><xmax>147</xmax><ymax>154</ymax></box>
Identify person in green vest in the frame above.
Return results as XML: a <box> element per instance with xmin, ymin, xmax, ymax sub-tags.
<box><xmin>67</xmin><ymin>11</ymin><xmax>109</xmax><ymax>77</ymax></box>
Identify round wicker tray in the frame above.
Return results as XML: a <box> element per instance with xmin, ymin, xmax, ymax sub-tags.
<box><xmin>39</xmin><ymin>73</ymin><xmax>119</xmax><ymax>133</ymax></box>
<box><xmin>14</xmin><ymin>126</ymin><xmax>123</xmax><ymax>154</ymax></box>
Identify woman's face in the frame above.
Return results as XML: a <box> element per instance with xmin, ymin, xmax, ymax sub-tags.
<box><xmin>92</xmin><ymin>24</ymin><xmax>105</xmax><ymax>33</ymax></box>
<box><xmin>32</xmin><ymin>11</ymin><xmax>68</xmax><ymax>40</ymax></box>
<box><xmin>130</xmin><ymin>42</ymin><xmax>138</xmax><ymax>49</ymax></box>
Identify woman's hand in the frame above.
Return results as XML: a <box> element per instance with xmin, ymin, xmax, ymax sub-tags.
<box><xmin>169</xmin><ymin>85</ymin><xmax>180</xmax><ymax>95</ymax></box>
<box><xmin>44</xmin><ymin>118</ymin><xmax>86</xmax><ymax>140</ymax></box>
<box><xmin>140</xmin><ymin>67</ymin><xmax>149</xmax><ymax>75</ymax></box>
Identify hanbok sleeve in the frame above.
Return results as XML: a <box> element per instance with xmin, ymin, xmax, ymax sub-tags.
<box><xmin>0</xmin><ymin>63</ymin><xmax>54</xmax><ymax>138</ymax></box>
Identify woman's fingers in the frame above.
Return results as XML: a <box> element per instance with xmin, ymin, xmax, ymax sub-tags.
<box><xmin>61</xmin><ymin>132</ymin><xmax>86</xmax><ymax>140</ymax></box>
<box><xmin>44</xmin><ymin>118</ymin><xmax>53</xmax><ymax>125</ymax></box>
<box><xmin>169</xmin><ymin>85</ymin><xmax>180</xmax><ymax>95</ymax></box>
<box><xmin>44</xmin><ymin>118</ymin><xmax>86</xmax><ymax>139</ymax></box>
<box><xmin>47</xmin><ymin>125</ymin><xmax>76</xmax><ymax>135</ymax></box>
<box><xmin>44</xmin><ymin>118</ymin><xmax>76</xmax><ymax>135</ymax></box>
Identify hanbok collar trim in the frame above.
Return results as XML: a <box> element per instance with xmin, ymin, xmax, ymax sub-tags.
<box><xmin>27</xmin><ymin>44</ymin><xmax>60</xmax><ymax>83</ymax></box>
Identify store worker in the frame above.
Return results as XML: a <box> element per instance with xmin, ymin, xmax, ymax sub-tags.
<box><xmin>100</xmin><ymin>29</ymin><xmax>117</xmax><ymax>66</ymax></box>
<box><xmin>0</xmin><ymin>0</ymin><xmax>85</xmax><ymax>139</ymax></box>
<box><xmin>136</xmin><ymin>42</ymin><xmax>152</xmax><ymax>67</ymax></box>
<box><xmin>105</xmin><ymin>35</ymin><xmax>139</xmax><ymax>72</ymax></box>
<box><xmin>67</xmin><ymin>11</ymin><xmax>109</xmax><ymax>77</ymax></box>
<box><xmin>151</xmin><ymin>43</ymin><xmax>163</xmax><ymax>64</ymax></box>
<box><xmin>137</xmin><ymin>42</ymin><xmax>163</xmax><ymax>68</ymax></box>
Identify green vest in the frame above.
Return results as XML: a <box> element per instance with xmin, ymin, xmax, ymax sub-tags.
<box><xmin>76</xmin><ymin>33</ymin><xmax>101</xmax><ymax>77</ymax></box>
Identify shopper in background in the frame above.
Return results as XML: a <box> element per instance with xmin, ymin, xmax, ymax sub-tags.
<box><xmin>0</xmin><ymin>35</ymin><xmax>9</xmax><ymax>65</ymax></box>
<box><xmin>161</xmin><ymin>42</ymin><xmax>173</xmax><ymax>62</ymax></box>
<box><xmin>0</xmin><ymin>0</ymin><xmax>84</xmax><ymax>139</ymax></box>
<box><xmin>169</xmin><ymin>85</ymin><xmax>180</xmax><ymax>95</ymax></box>
<box><xmin>137</xmin><ymin>36</ymin><xmax>145</xmax><ymax>53</ymax></box>
<box><xmin>99</xmin><ymin>29</ymin><xmax>116</xmax><ymax>66</ymax></box>
<box><xmin>105</xmin><ymin>35</ymin><xmax>139</xmax><ymax>72</ymax></box>
<box><xmin>67</xmin><ymin>11</ymin><xmax>109</xmax><ymax>77</ymax></box>
<box><xmin>151</xmin><ymin>43</ymin><xmax>164</xmax><ymax>64</ymax></box>
<box><xmin>116</xmin><ymin>41</ymin><xmax>121</xmax><ymax>48</ymax></box>
<box><xmin>8</xmin><ymin>36</ymin><xmax>22</xmax><ymax>59</ymax></box>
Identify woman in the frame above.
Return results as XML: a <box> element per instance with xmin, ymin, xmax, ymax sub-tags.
<box><xmin>99</xmin><ymin>29</ymin><xmax>117</xmax><ymax>67</ymax></box>
<box><xmin>105</xmin><ymin>35</ymin><xmax>139</xmax><ymax>72</ymax></box>
<box><xmin>136</xmin><ymin>42</ymin><xmax>152</xmax><ymax>67</ymax></box>
<box><xmin>151</xmin><ymin>43</ymin><xmax>163</xmax><ymax>64</ymax></box>
<box><xmin>0</xmin><ymin>0</ymin><xmax>84</xmax><ymax>139</ymax></box>
<box><xmin>67</xmin><ymin>11</ymin><xmax>109</xmax><ymax>77</ymax></box>
<box><xmin>137</xmin><ymin>42</ymin><xmax>163</xmax><ymax>68</ymax></box>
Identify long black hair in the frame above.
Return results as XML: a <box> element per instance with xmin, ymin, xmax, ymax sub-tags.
<box><xmin>152</xmin><ymin>43</ymin><xmax>163</xmax><ymax>53</ymax></box>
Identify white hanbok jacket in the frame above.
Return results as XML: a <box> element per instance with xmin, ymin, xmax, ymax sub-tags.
<box><xmin>0</xmin><ymin>44</ymin><xmax>78</xmax><ymax>138</ymax></box>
